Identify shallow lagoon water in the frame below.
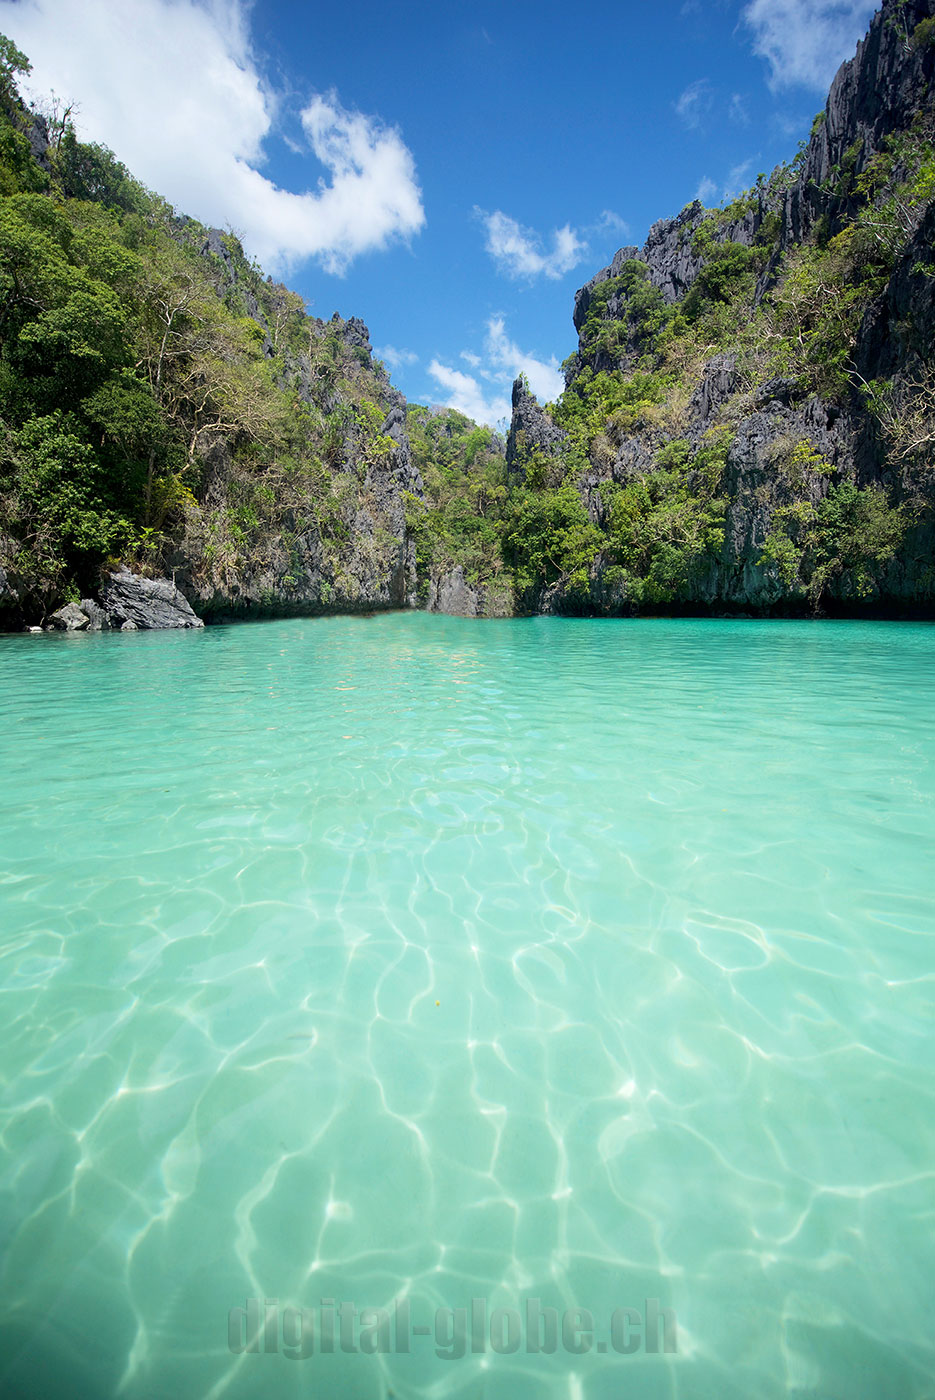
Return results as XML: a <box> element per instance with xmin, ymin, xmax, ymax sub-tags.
<box><xmin>0</xmin><ymin>613</ymin><xmax>933</xmax><ymax>1400</ymax></box>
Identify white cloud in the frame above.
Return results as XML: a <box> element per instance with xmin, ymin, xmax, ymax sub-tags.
<box><xmin>478</xmin><ymin>209</ymin><xmax>587</xmax><ymax>281</ymax></box>
<box><xmin>728</xmin><ymin>93</ymin><xmax>749</xmax><ymax>125</ymax></box>
<box><xmin>594</xmin><ymin>209</ymin><xmax>630</xmax><ymax>237</ymax></box>
<box><xmin>723</xmin><ymin>160</ymin><xmax>755</xmax><ymax>199</ymax></box>
<box><xmin>742</xmin><ymin>0</ymin><xmax>877</xmax><ymax>90</ymax></box>
<box><xmin>695</xmin><ymin>176</ymin><xmax>719</xmax><ymax>206</ymax></box>
<box><xmin>427</xmin><ymin>361</ymin><xmax>511</xmax><ymax>428</ymax></box>
<box><xmin>428</xmin><ymin>318</ymin><xmax>564</xmax><ymax>429</ymax></box>
<box><xmin>674</xmin><ymin>79</ymin><xmax>714</xmax><ymax>128</ymax></box>
<box><xmin>695</xmin><ymin>160</ymin><xmax>755</xmax><ymax>207</ymax></box>
<box><xmin>0</xmin><ymin>0</ymin><xmax>425</xmax><ymax>274</ymax></box>
<box><xmin>376</xmin><ymin>345</ymin><xmax>418</xmax><ymax>369</ymax></box>
<box><xmin>485</xmin><ymin>317</ymin><xmax>564</xmax><ymax>404</ymax></box>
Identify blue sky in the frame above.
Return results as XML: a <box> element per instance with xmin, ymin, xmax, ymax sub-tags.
<box><xmin>1</xmin><ymin>0</ymin><xmax>878</xmax><ymax>426</ymax></box>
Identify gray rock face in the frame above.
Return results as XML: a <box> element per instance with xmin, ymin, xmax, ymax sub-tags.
<box><xmin>24</xmin><ymin>110</ymin><xmax>51</xmax><ymax>168</ymax></box>
<box><xmin>0</xmin><ymin>534</ymin><xmax>20</xmax><ymax>611</ymax></box>
<box><xmin>157</xmin><ymin>307</ymin><xmax>421</xmax><ymax>623</ymax></box>
<box><xmin>79</xmin><ymin>598</ymin><xmax>110</xmax><ymax>630</ymax></box>
<box><xmin>172</xmin><ymin>410</ymin><xmax>421</xmax><ymax>621</ymax></box>
<box><xmin>571</xmin><ymin>0</ymin><xmax>935</xmax><ymax>351</ymax></box>
<box><xmin>380</xmin><ymin>388</ymin><xmax>422</xmax><ymax>492</ymax></box>
<box><xmin>340</xmin><ymin>315</ymin><xmax>372</xmax><ymax>354</ymax></box>
<box><xmin>100</xmin><ymin>569</ymin><xmax>205</xmax><ymax>629</ymax></box>
<box><xmin>690</xmin><ymin>354</ymin><xmax>741</xmax><ymax>423</ymax></box>
<box><xmin>195</xmin><ymin>227</ymin><xmax>274</xmax><ymax>355</ymax></box>
<box><xmin>50</xmin><ymin>603</ymin><xmax>90</xmax><ymax>631</ymax></box>
<box><xmin>424</xmin><ymin>567</ymin><xmax>513</xmax><ymax>619</ymax></box>
<box><xmin>573</xmin><ymin>245</ymin><xmax>641</xmax><ymax>333</ymax></box>
<box><xmin>787</xmin><ymin>0</ymin><xmax>935</xmax><ymax>243</ymax></box>
<box><xmin>510</xmin><ymin>0</ymin><xmax>935</xmax><ymax>617</ymax></box>
<box><xmin>573</xmin><ymin>204</ymin><xmax>760</xmax><ymax>347</ymax></box>
<box><xmin>641</xmin><ymin>204</ymin><xmax>718</xmax><ymax>305</ymax></box>
<box><xmin>427</xmin><ymin>566</ymin><xmax>482</xmax><ymax>617</ymax></box>
<box><xmin>755</xmin><ymin>377</ymin><xmax>800</xmax><ymax>409</ymax></box>
<box><xmin>505</xmin><ymin>376</ymin><xmax>569</xmax><ymax>476</ymax></box>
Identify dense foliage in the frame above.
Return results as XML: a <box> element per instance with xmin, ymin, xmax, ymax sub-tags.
<box><xmin>502</xmin><ymin>107</ymin><xmax>935</xmax><ymax>612</ymax></box>
<box><xmin>404</xmin><ymin>406</ymin><xmax>507</xmax><ymax>592</ymax></box>
<box><xmin>0</xmin><ymin>43</ymin><xmax>406</xmax><ymax>619</ymax></box>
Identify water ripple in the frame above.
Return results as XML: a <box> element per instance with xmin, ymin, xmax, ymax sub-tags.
<box><xmin>0</xmin><ymin>615</ymin><xmax>933</xmax><ymax>1399</ymax></box>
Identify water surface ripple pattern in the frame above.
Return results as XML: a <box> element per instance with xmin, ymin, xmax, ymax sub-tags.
<box><xmin>0</xmin><ymin>615</ymin><xmax>933</xmax><ymax>1400</ymax></box>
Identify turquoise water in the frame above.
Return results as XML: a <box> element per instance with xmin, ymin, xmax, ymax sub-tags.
<box><xmin>1</xmin><ymin>614</ymin><xmax>933</xmax><ymax>1400</ymax></box>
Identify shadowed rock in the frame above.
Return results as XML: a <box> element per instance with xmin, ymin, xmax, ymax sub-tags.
<box><xmin>505</xmin><ymin>376</ymin><xmax>569</xmax><ymax>477</ymax></box>
<box><xmin>79</xmin><ymin>599</ymin><xmax>110</xmax><ymax>630</ymax></box>
<box><xmin>49</xmin><ymin>603</ymin><xmax>90</xmax><ymax>631</ymax></box>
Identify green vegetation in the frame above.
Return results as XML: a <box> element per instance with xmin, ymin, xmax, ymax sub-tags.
<box><xmin>552</xmin><ymin>365</ymin><xmax>673</xmax><ymax>456</ymax></box>
<box><xmin>912</xmin><ymin>16</ymin><xmax>935</xmax><ymax>48</ymax></box>
<box><xmin>0</xmin><ymin>36</ymin><xmax>409</xmax><ymax>618</ymax></box>
<box><xmin>506</xmin><ymin>102</ymin><xmax>935</xmax><ymax>614</ymax></box>
<box><xmin>0</xmin><ymin>14</ymin><xmax>931</xmax><ymax>623</ymax></box>
<box><xmin>404</xmin><ymin>406</ymin><xmax>507</xmax><ymax>593</ymax></box>
<box><xmin>759</xmin><ymin>483</ymin><xmax>911</xmax><ymax>606</ymax></box>
<box><xmin>405</xmin><ymin>405</ymin><xmax>606</xmax><ymax>604</ymax></box>
<box><xmin>602</xmin><ymin>429</ymin><xmax>731</xmax><ymax>604</ymax></box>
<box><xmin>577</xmin><ymin>259</ymin><xmax>673</xmax><ymax>362</ymax></box>
<box><xmin>502</xmin><ymin>484</ymin><xmax>602</xmax><ymax>596</ymax></box>
<box><xmin>682</xmin><ymin>242</ymin><xmax>756</xmax><ymax>322</ymax></box>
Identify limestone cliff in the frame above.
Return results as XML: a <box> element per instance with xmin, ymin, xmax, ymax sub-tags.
<box><xmin>504</xmin><ymin>0</ymin><xmax>935</xmax><ymax>616</ymax></box>
<box><xmin>169</xmin><ymin>310</ymin><xmax>423</xmax><ymax>620</ymax></box>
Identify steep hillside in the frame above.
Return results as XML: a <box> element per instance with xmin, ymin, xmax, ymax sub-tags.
<box><xmin>0</xmin><ymin>36</ymin><xmax>423</xmax><ymax>627</ymax></box>
<box><xmin>499</xmin><ymin>0</ymin><xmax>935</xmax><ymax>615</ymax></box>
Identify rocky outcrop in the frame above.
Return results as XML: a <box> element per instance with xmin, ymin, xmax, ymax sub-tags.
<box><xmin>501</xmin><ymin>0</ymin><xmax>935</xmax><ymax>618</ymax></box>
<box><xmin>573</xmin><ymin>201</ymin><xmax>760</xmax><ymax>334</ymax></box>
<box><xmin>99</xmin><ymin>568</ymin><xmax>205</xmax><ymax>629</ymax></box>
<box><xmin>79</xmin><ymin>598</ymin><xmax>109</xmax><ymax>630</ymax></box>
<box><xmin>49</xmin><ymin>602</ymin><xmax>90</xmax><ymax>630</ymax></box>
<box><xmin>340</xmin><ymin>315</ymin><xmax>372</xmax><ymax>356</ymax></box>
<box><xmin>787</xmin><ymin>0</ymin><xmax>935</xmax><ymax>243</ymax></box>
<box><xmin>573</xmin><ymin>245</ymin><xmax>641</xmax><ymax>332</ymax></box>
<box><xmin>424</xmin><ymin>566</ymin><xmax>513</xmax><ymax>619</ymax></box>
<box><xmin>426</xmin><ymin>567</ymin><xmax>479</xmax><ymax>615</ymax></box>
<box><xmin>154</xmin><ymin>308</ymin><xmax>424</xmax><ymax>621</ymax></box>
<box><xmin>0</xmin><ymin>560</ymin><xmax>13</xmax><ymax>609</ymax></box>
<box><xmin>172</xmin><ymin>425</ymin><xmax>420</xmax><ymax>621</ymax></box>
<box><xmin>690</xmin><ymin>354</ymin><xmax>742</xmax><ymax>422</ymax></box>
<box><xmin>194</xmin><ymin>227</ymin><xmax>276</xmax><ymax>355</ymax></box>
<box><xmin>0</xmin><ymin>538</ymin><xmax>23</xmax><ymax>622</ymax></box>
<box><xmin>22</xmin><ymin>109</ymin><xmax>51</xmax><ymax>170</ymax></box>
<box><xmin>574</xmin><ymin>0</ymin><xmax>935</xmax><ymax>345</ymax></box>
<box><xmin>506</xmin><ymin>375</ymin><xmax>569</xmax><ymax>476</ymax></box>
